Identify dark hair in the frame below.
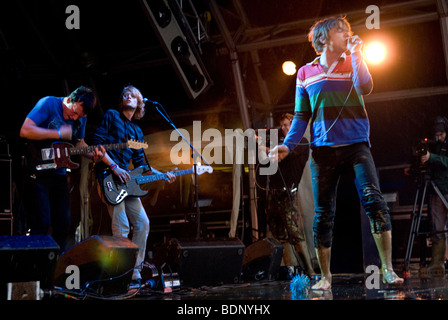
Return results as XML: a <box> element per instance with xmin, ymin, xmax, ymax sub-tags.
<box><xmin>69</xmin><ymin>86</ymin><xmax>96</xmax><ymax>115</ymax></box>
<box><xmin>433</xmin><ymin>116</ymin><xmax>448</xmax><ymax>133</ymax></box>
<box><xmin>308</xmin><ymin>16</ymin><xmax>352</xmax><ymax>54</ymax></box>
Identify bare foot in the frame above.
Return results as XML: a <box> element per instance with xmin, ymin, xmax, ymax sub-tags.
<box><xmin>381</xmin><ymin>267</ymin><xmax>404</xmax><ymax>284</ymax></box>
<box><xmin>311</xmin><ymin>276</ymin><xmax>332</xmax><ymax>290</ymax></box>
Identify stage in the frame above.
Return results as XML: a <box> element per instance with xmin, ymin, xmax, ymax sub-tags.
<box><xmin>47</xmin><ymin>267</ymin><xmax>448</xmax><ymax>301</ymax></box>
<box><xmin>3</xmin><ymin>265</ymin><xmax>448</xmax><ymax>319</ymax></box>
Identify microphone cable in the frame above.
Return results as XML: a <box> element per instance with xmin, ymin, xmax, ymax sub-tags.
<box><xmin>288</xmin><ymin>51</ymin><xmax>366</xmax><ymax>148</ymax></box>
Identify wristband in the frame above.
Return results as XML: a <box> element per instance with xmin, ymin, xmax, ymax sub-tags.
<box><xmin>110</xmin><ymin>164</ymin><xmax>118</xmax><ymax>171</ymax></box>
<box><xmin>57</xmin><ymin>128</ymin><xmax>62</xmax><ymax>139</ymax></box>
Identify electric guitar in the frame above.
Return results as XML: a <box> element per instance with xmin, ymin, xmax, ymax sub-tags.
<box><xmin>101</xmin><ymin>165</ymin><xmax>213</xmax><ymax>205</ymax></box>
<box><xmin>30</xmin><ymin>139</ymin><xmax>148</xmax><ymax>171</ymax></box>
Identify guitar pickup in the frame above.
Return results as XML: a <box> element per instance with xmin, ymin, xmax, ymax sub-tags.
<box><xmin>41</xmin><ymin>148</ymin><xmax>55</xmax><ymax>161</ymax></box>
<box><xmin>115</xmin><ymin>190</ymin><xmax>128</xmax><ymax>203</ymax></box>
<box><xmin>106</xmin><ymin>181</ymin><xmax>114</xmax><ymax>192</ymax></box>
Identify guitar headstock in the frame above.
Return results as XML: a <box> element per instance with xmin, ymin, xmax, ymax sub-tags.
<box><xmin>127</xmin><ymin>139</ymin><xmax>148</xmax><ymax>150</ymax></box>
<box><xmin>196</xmin><ymin>165</ymin><xmax>213</xmax><ymax>175</ymax></box>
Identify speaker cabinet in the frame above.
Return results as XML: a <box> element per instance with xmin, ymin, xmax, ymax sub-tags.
<box><xmin>242</xmin><ymin>238</ymin><xmax>284</xmax><ymax>281</ymax></box>
<box><xmin>154</xmin><ymin>238</ymin><xmax>245</xmax><ymax>288</ymax></box>
<box><xmin>0</xmin><ymin>235</ymin><xmax>59</xmax><ymax>299</ymax></box>
<box><xmin>0</xmin><ymin>159</ymin><xmax>12</xmax><ymax>215</ymax></box>
<box><xmin>0</xmin><ymin>216</ymin><xmax>12</xmax><ymax>236</ymax></box>
<box><xmin>54</xmin><ymin>235</ymin><xmax>138</xmax><ymax>295</ymax></box>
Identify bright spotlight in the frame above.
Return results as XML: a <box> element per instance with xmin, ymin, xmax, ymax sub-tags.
<box><xmin>282</xmin><ymin>61</ymin><xmax>296</xmax><ymax>75</ymax></box>
<box><xmin>365</xmin><ymin>42</ymin><xmax>387</xmax><ymax>65</ymax></box>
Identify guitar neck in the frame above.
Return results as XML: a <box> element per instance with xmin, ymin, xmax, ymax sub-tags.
<box><xmin>136</xmin><ymin>169</ymin><xmax>194</xmax><ymax>184</ymax></box>
<box><xmin>69</xmin><ymin>142</ymin><xmax>129</xmax><ymax>156</ymax></box>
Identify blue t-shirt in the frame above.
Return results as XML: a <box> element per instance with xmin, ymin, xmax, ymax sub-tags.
<box><xmin>26</xmin><ymin>96</ymin><xmax>87</xmax><ymax>174</ymax></box>
<box><xmin>27</xmin><ymin>96</ymin><xmax>86</xmax><ymax>139</ymax></box>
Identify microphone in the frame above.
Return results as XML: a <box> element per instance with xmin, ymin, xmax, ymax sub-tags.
<box><xmin>143</xmin><ymin>98</ymin><xmax>159</xmax><ymax>105</ymax></box>
<box><xmin>348</xmin><ymin>37</ymin><xmax>363</xmax><ymax>45</ymax></box>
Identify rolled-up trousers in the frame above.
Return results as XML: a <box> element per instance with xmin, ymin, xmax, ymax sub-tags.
<box><xmin>310</xmin><ymin>142</ymin><xmax>392</xmax><ymax>249</ymax></box>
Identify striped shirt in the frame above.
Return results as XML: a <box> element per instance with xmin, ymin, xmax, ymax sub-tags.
<box><xmin>283</xmin><ymin>51</ymin><xmax>373</xmax><ymax>150</ymax></box>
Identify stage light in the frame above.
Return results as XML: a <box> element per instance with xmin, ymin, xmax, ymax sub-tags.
<box><xmin>365</xmin><ymin>42</ymin><xmax>387</xmax><ymax>65</ymax></box>
<box><xmin>282</xmin><ymin>61</ymin><xmax>296</xmax><ymax>75</ymax></box>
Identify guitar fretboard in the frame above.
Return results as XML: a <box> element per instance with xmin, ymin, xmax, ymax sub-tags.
<box><xmin>69</xmin><ymin>142</ymin><xmax>129</xmax><ymax>155</ymax></box>
<box><xmin>136</xmin><ymin>169</ymin><xmax>194</xmax><ymax>184</ymax></box>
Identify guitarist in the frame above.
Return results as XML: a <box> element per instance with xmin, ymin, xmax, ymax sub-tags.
<box><xmin>92</xmin><ymin>85</ymin><xmax>175</xmax><ymax>288</ymax></box>
<box><xmin>19</xmin><ymin>86</ymin><xmax>104</xmax><ymax>252</ymax></box>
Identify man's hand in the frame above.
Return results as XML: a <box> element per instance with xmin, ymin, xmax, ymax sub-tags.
<box><xmin>420</xmin><ymin>151</ymin><xmax>430</xmax><ymax>164</ymax></box>
<box><xmin>166</xmin><ymin>172</ymin><xmax>176</xmax><ymax>184</ymax></box>
<box><xmin>59</xmin><ymin>124</ymin><xmax>73</xmax><ymax>140</ymax></box>
<box><xmin>348</xmin><ymin>35</ymin><xmax>363</xmax><ymax>54</ymax></box>
<box><xmin>92</xmin><ymin>146</ymin><xmax>106</xmax><ymax>163</ymax></box>
<box><xmin>268</xmin><ymin>145</ymin><xmax>290</xmax><ymax>162</ymax></box>
<box><xmin>113</xmin><ymin>166</ymin><xmax>131</xmax><ymax>184</ymax></box>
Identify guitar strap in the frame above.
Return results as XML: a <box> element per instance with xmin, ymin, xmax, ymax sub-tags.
<box><xmin>129</xmin><ymin>119</ymin><xmax>152</xmax><ymax>171</ymax></box>
<box><xmin>142</xmin><ymin>147</ymin><xmax>152</xmax><ymax>171</ymax></box>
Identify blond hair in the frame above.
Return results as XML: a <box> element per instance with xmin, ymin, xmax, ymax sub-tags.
<box><xmin>119</xmin><ymin>85</ymin><xmax>145</xmax><ymax>120</ymax></box>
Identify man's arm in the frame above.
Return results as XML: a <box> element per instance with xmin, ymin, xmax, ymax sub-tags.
<box><xmin>20</xmin><ymin>118</ymin><xmax>72</xmax><ymax>141</ymax></box>
<box><xmin>351</xmin><ymin>51</ymin><xmax>373</xmax><ymax>96</ymax></box>
<box><xmin>423</xmin><ymin>152</ymin><xmax>448</xmax><ymax>168</ymax></box>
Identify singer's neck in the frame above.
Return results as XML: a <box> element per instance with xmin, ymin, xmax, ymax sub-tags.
<box><xmin>321</xmin><ymin>49</ymin><xmax>344</xmax><ymax>69</ymax></box>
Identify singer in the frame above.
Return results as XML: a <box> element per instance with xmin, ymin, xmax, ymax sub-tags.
<box><xmin>269</xmin><ymin>16</ymin><xmax>403</xmax><ymax>290</ymax></box>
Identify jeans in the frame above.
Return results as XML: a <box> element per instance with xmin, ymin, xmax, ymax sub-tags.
<box><xmin>106</xmin><ymin>197</ymin><xmax>150</xmax><ymax>281</ymax></box>
<box><xmin>310</xmin><ymin>142</ymin><xmax>391</xmax><ymax>248</ymax></box>
<box><xmin>26</xmin><ymin>174</ymin><xmax>70</xmax><ymax>252</ymax></box>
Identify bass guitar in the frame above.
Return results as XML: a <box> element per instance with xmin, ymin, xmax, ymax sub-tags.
<box><xmin>102</xmin><ymin>165</ymin><xmax>213</xmax><ymax>205</ymax></box>
<box><xmin>32</xmin><ymin>139</ymin><xmax>148</xmax><ymax>171</ymax></box>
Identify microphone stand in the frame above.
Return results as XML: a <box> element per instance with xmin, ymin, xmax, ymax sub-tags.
<box><xmin>148</xmin><ymin>100</ymin><xmax>209</xmax><ymax>240</ymax></box>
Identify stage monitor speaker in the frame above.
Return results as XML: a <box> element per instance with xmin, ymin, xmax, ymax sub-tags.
<box><xmin>153</xmin><ymin>238</ymin><xmax>245</xmax><ymax>288</ymax></box>
<box><xmin>53</xmin><ymin>235</ymin><xmax>138</xmax><ymax>295</ymax></box>
<box><xmin>0</xmin><ymin>235</ymin><xmax>60</xmax><ymax>299</ymax></box>
<box><xmin>242</xmin><ymin>238</ymin><xmax>284</xmax><ymax>281</ymax></box>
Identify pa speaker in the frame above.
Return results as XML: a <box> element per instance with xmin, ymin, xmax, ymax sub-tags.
<box><xmin>154</xmin><ymin>238</ymin><xmax>245</xmax><ymax>288</ymax></box>
<box><xmin>0</xmin><ymin>159</ymin><xmax>11</xmax><ymax>214</ymax></box>
<box><xmin>140</xmin><ymin>0</ymin><xmax>212</xmax><ymax>99</ymax></box>
<box><xmin>53</xmin><ymin>235</ymin><xmax>138</xmax><ymax>295</ymax></box>
<box><xmin>242</xmin><ymin>238</ymin><xmax>284</xmax><ymax>281</ymax></box>
<box><xmin>0</xmin><ymin>235</ymin><xmax>59</xmax><ymax>299</ymax></box>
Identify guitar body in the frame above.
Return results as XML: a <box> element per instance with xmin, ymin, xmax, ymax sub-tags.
<box><xmin>101</xmin><ymin>164</ymin><xmax>213</xmax><ymax>205</ymax></box>
<box><xmin>51</xmin><ymin>142</ymin><xmax>80</xmax><ymax>170</ymax></box>
<box><xmin>25</xmin><ymin>139</ymin><xmax>148</xmax><ymax>172</ymax></box>
<box><xmin>25</xmin><ymin>140</ymin><xmax>79</xmax><ymax>173</ymax></box>
<box><xmin>102</xmin><ymin>166</ymin><xmax>149</xmax><ymax>205</ymax></box>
